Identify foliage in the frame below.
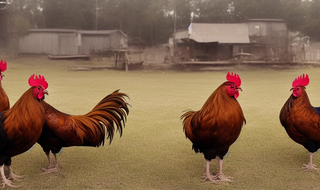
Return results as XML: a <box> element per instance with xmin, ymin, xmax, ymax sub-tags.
<box><xmin>6</xmin><ymin>0</ymin><xmax>320</xmax><ymax>45</ymax></box>
<box><xmin>302</xmin><ymin>0</ymin><xmax>320</xmax><ymax>41</ymax></box>
<box><xmin>192</xmin><ymin>0</ymin><xmax>234</xmax><ymax>23</ymax></box>
<box><xmin>42</xmin><ymin>0</ymin><xmax>95</xmax><ymax>29</ymax></box>
<box><xmin>14</xmin><ymin>15</ymin><xmax>32</xmax><ymax>36</ymax></box>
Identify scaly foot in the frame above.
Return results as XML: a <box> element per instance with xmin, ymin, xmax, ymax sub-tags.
<box><xmin>2</xmin><ymin>178</ymin><xmax>18</xmax><ymax>188</ymax></box>
<box><xmin>213</xmin><ymin>173</ymin><xmax>232</xmax><ymax>182</ymax></box>
<box><xmin>202</xmin><ymin>172</ymin><xmax>218</xmax><ymax>183</ymax></box>
<box><xmin>41</xmin><ymin>166</ymin><xmax>59</xmax><ymax>174</ymax></box>
<box><xmin>302</xmin><ymin>163</ymin><xmax>318</xmax><ymax>170</ymax></box>
<box><xmin>202</xmin><ymin>172</ymin><xmax>232</xmax><ymax>183</ymax></box>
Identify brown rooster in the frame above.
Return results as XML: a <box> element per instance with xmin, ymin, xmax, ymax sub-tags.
<box><xmin>280</xmin><ymin>74</ymin><xmax>320</xmax><ymax>169</ymax></box>
<box><xmin>37</xmin><ymin>90</ymin><xmax>129</xmax><ymax>174</ymax></box>
<box><xmin>0</xmin><ymin>60</ymin><xmax>9</xmax><ymax>112</ymax></box>
<box><xmin>0</xmin><ymin>74</ymin><xmax>48</xmax><ymax>187</ymax></box>
<box><xmin>181</xmin><ymin>72</ymin><xmax>246</xmax><ymax>182</ymax></box>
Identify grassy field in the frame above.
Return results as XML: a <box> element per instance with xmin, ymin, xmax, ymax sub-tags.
<box><xmin>2</xmin><ymin>56</ymin><xmax>320</xmax><ymax>189</ymax></box>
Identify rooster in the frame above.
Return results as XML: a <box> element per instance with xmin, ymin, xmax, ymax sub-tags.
<box><xmin>181</xmin><ymin>72</ymin><xmax>246</xmax><ymax>182</ymax></box>
<box><xmin>0</xmin><ymin>74</ymin><xmax>48</xmax><ymax>187</ymax></box>
<box><xmin>37</xmin><ymin>90</ymin><xmax>129</xmax><ymax>174</ymax></box>
<box><xmin>0</xmin><ymin>60</ymin><xmax>9</xmax><ymax>112</ymax></box>
<box><xmin>280</xmin><ymin>74</ymin><xmax>320</xmax><ymax>170</ymax></box>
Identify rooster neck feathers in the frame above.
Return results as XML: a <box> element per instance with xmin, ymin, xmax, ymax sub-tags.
<box><xmin>200</xmin><ymin>84</ymin><xmax>244</xmax><ymax>118</ymax></box>
<box><xmin>3</xmin><ymin>88</ymin><xmax>46</xmax><ymax>140</ymax></box>
<box><xmin>280</xmin><ymin>89</ymin><xmax>317</xmax><ymax>127</ymax></box>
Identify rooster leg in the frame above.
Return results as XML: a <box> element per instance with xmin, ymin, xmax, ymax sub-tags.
<box><xmin>202</xmin><ymin>160</ymin><xmax>217</xmax><ymax>183</ymax></box>
<box><xmin>44</xmin><ymin>153</ymin><xmax>52</xmax><ymax>168</ymax></box>
<box><xmin>50</xmin><ymin>153</ymin><xmax>59</xmax><ymax>169</ymax></box>
<box><xmin>303</xmin><ymin>153</ymin><xmax>318</xmax><ymax>170</ymax></box>
<box><xmin>213</xmin><ymin>158</ymin><xmax>232</xmax><ymax>182</ymax></box>
<box><xmin>48</xmin><ymin>153</ymin><xmax>58</xmax><ymax>169</ymax></box>
<box><xmin>7</xmin><ymin>166</ymin><xmax>24</xmax><ymax>181</ymax></box>
<box><xmin>0</xmin><ymin>165</ymin><xmax>17</xmax><ymax>188</ymax></box>
<box><xmin>42</xmin><ymin>153</ymin><xmax>59</xmax><ymax>174</ymax></box>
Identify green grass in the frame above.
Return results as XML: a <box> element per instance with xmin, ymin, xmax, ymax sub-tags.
<box><xmin>3</xmin><ymin>56</ymin><xmax>320</xmax><ymax>189</ymax></box>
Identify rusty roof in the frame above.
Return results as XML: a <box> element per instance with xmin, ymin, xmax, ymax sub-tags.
<box><xmin>188</xmin><ymin>23</ymin><xmax>250</xmax><ymax>43</ymax></box>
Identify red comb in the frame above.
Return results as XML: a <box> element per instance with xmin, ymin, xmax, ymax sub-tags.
<box><xmin>0</xmin><ymin>60</ymin><xmax>7</xmax><ymax>72</ymax></box>
<box><xmin>28</xmin><ymin>74</ymin><xmax>48</xmax><ymax>89</ymax></box>
<box><xmin>292</xmin><ymin>74</ymin><xmax>309</xmax><ymax>87</ymax></box>
<box><xmin>226</xmin><ymin>72</ymin><xmax>241</xmax><ymax>86</ymax></box>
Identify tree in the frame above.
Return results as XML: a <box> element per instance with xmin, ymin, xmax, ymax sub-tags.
<box><xmin>231</xmin><ymin>0</ymin><xmax>283</xmax><ymax>22</ymax></box>
<box><xmin>42</xmin><ymin>0</ymin><xmax>95</xmax><ymax>29</ymax></box>
<box><xmin>4</xmin><ymin>0</ymin><xmax>320</xmax><ymax>46</ymax></box>
<box><xmin>281</xmin><ymin>0</ymin><xmax>306</xmax><ymax>32</ymax></box>
<box><xmin>98</xmin><ymin>0</ymin><xmax>173</xmax><ymax>45</ymax></box>
<box><xmin>192</xmin><ymin>0</ymin><xmax>234</xmax><ymax>23</ymax></box>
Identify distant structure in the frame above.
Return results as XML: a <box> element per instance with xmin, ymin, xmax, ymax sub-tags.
<box><xmin>170</xmin><ymin>19</ymin><xmax>290</xmax><ymax>63</ymax></box>
<box><xmin>19</xmin><ymin>29</ymin><xmax>128</xmax><ymax>56</ymax></box>
<box><xmin>246</xmin><ymin>19</ymin><xmax>288</xmax><ymax>61</ymax></box>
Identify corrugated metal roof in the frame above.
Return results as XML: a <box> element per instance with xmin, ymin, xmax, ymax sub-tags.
<box><xmin>188</xmin><ymin>23</ymin><xmax>250</xmax><ymax>43</ymax></box>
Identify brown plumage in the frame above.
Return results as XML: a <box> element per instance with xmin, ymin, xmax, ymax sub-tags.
<box><xmin>181</xmin><ymin>72</ymin><xmax>245</xmax><ymax>182</ymax></box>
<box><xmin>0</xmin><ymin>74</ymin><xmax>48</xmax><ymax>187</ymax></box>
<box><xmin>0</xmin><ymin>81</ymin><xmax>9</xmax><ymax>112</ymax></box>
<box><xmin>280</xmin><ymin>74</ymin><xmax>320</xmax><ymax>169</ymax></box>
<box><xmin>37</xmin><ymin>90</ymin><xmax>129</xmax><ymax>173</ymax></box>
<box><xmin>0</xmin><ymin>60</ymin><xmax>9</xmax><ymax>112</ymax></box>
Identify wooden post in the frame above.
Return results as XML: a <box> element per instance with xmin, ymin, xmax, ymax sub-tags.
<box><xmin>124</xmin><ymin>51</ymin><xmax>129</xmax><ymax>72</ymax></box>
<box><xmin>115</xmin><ymin>52</ymin><xmax>118</xmax><ymax>68</ymax></box>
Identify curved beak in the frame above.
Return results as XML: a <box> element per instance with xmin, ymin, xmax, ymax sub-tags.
<box><xmin>237</xmin><ymin>87</ymin><xmax>242</xmax><ymax>91</ymax></box>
